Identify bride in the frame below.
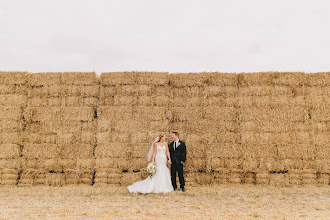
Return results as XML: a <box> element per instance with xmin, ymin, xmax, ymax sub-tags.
<box><xmin>127</xmin><ymin>133</ymin><xmax>174</xmax><ymax>194</ymax></box>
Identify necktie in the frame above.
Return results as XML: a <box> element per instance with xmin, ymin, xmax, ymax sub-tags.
<box><xmin>174</xmin><ymin>141</ymin><xmax>177</xmax><ymax>151</ymax></box>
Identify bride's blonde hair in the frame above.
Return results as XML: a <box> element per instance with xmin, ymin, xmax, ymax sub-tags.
<box><xmin>158</xmin><ymin>133</ymin><xmax>165</xmax><ymax>142</ymax></box>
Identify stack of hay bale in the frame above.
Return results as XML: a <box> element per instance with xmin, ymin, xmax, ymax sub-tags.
<box><xmin>307</xmin><ymin>72</ymin><xmax>329</xmax><ymax>185</ymax></box>
<box><xmin>0</xmin><ymin>71</ymin><xmax>27</xmax><ymax>186</ymax></box>
<box><xmin>19</xmin><ymin>72</ymin><xmax>98</xmax><ymax>186</ymax></box>
<box><xmin>206</xmin><ymin>73</ymin><xmax>242</xmax><ymax>185</ymax></box>
<box><xmin>95</xmin><ymin>72</ymin><xmax>169</xmax><ymax>186</ymax></box>
<box><xmin>169</xmin><ymin>73</ymin><xmax>210</xmax><ymax>186</ymax></box>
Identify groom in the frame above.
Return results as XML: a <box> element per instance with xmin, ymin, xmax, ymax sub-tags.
<box><xmin>168</xmin><ymin>131</ymin><xmax>186</xmax><ymax>192</ymax></box>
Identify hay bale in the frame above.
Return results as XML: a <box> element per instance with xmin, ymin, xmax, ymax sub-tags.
<box><xmin>269</xmin><ymin>173</ymin><xmax>290</xmax><ymax>186</ymax></box>
<box><xmin>307</xmin><ymin>72</ymin><xmax>330</xmax><ymax>86</ymax></box>
<box><xmin>27</xmin><ymin>72</ymin><xmax>62</xmax><ymax>86</ymax></box>
<box><xmin>0</xmin><ymin>144</ymin><xmax>20</xmax><ymax>158</ymax></box>
<box><xmin>45</xmin><ymin>173</ymin><xmax>65</xmax><ymax>186</ymax></box>
<box><xmin>62</xmin><ymin>72</ymin><xmax>99</xmax><ymax>85</ymax></box>
<box><xmin>120</xmin><ymin>172</ymin><xmax>142</xmax><ymax>186</ymax></box>
<box><xmin>0</xmin><ymin>71</ymin><xmax>27</xmax><ymax>85</ymax></box>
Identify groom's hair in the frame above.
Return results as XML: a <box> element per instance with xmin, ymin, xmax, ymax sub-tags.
<box><xmin>172</xmin><ymin>131</ymin><xmax>179</xmax><ymax>137</ymax></box>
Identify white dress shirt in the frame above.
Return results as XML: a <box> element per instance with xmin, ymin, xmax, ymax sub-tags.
<box><xmin>174</xmin><ymin>139</ymin><xmax>180</xmax><ymax>150</ymax></box>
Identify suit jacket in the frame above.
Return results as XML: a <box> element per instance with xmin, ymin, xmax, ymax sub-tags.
<box><xmin>169</xmin><ymin>140</ymin><xmax>187</xmax><ymax>165</ymax></box>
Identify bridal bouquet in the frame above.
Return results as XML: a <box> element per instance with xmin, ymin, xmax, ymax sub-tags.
<box><xmin>143</xmin><ymin>162</ymin><xmax>156</xmax><ymax>178</ymax></box>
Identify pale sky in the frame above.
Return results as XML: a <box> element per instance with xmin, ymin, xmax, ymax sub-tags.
<box><xmin>0</xmin><ymin>0</ymin><xmax>329</xmax><ymax>75</ymax></box>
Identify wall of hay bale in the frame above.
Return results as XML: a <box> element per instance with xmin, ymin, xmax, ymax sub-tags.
<box><xmin>19</xmin><ymin>72</ymin><xmax>98</xmax><ymax>186</ymax></box>
<box><xmin>95</xmin><ymin>72</ymin><xmax>170</xmax><ymax>186</ymax></box>
<box><xmin>0</xmin><ymin>71</ymin><xmax>328</xmax><ymax>186</ymax></box>
<box><xmin>0</xmin><ymin>72</ymin><xmax>27</xmax><ymax>186</ymax></box>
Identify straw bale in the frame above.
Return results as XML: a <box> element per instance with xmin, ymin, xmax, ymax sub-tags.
<box><xmin>105</xmin><ymin>174</ymin><xmax>121</xmax><ymax>185</ymax></box>
<box><xmin>307</xmin><ymin>86</ymin><xmax>330</xmax><ymax>96</ymax></box>
<box><xmin>227</xmin><ymin>173</ymin><xmax>242</xmax><ymax>184</ymax></box>
<box><xmin>62</xmin><ymin>72</ymin><xmax>98</xmax><ymax>85</ymax></box>
<box><xmin>0</xmin><ymin>85</ymin><xmax>16</xmax><ymax>94</ymax></box>
<box><xmin>313</xmin><ymin>159</ymin><xmax>329</xmax><ymax>173</ymax></box>
<box><xmin>307</xmin><ymin>72</ymin><xmax>330</xmax><ymax>86</ymax></box>
<box><xmin>27</xmin><ymin>96</ymin><xmax>62</xmax><ymax>107</ymax></box>
<box><xmin>135</xmin><ymin>72</ymin><xmax>169</xmax><ymax>85</ymax></box>
<box><xmin>187</xmin><ymin>157</ymin><xmax>206</xmax><ymax>171</ymax></box>
<box><xmin>170</xmin><ymin>72</ymin><xmax>209</xmax><ymax>87</ymax></box>
<box><xmin>0</xmin><ymin>144</ymin><xmax>21</xmax><ymax>159</ymax></box>
<box><xmin>130</xmin><ymin>158</ymin><xmax>147</xmax><ymax>171</ymax></box>
<box><xmin>269</xmin><ymin>173</ymin><xmax>290</xmax><ymax>186</ymax></box>
<box><xmin>238</xmin><ymin>72</ymin><xmax>275</xmax><ymax>86</ymax></box>
<box><xmin>97</xmin><ymin>157</ymin><xmax>130</xmax><ymax>170</ymax></box>
<box><xmin>0</xmin><ymin>94</ymin><xmax>26</xmax><ymax>107</ymax></box>
<box><xmin>301</xmin><ymin>179</ymin><xmax>317</xmax><ymax>185</ymax></box>
<box><xmin>59</xmin><ymin>144</ymin><xmax>94</xmax><ymax>159</ymax></box>
<box><xmin>206</xmin><ymin>143</ymin><xmax>241</xmax><ymax>158</ymax></box>
<box><xmin>256</xmin><ymin>178</ymin><xmax>270</xmax><ymax>184</ymax></box>
<box><xmin>100</xmin><ymin>85</ymin><xmax>117</xmax><ymax>97</ymax></box>
<box><xmin>207</xmin><ymin>158</ymin><xmax>225</xmax><ymax>171</ymax></box>
<box><xmin>152</xmin><ymin>85</ymin><xmax>168</xmax><ymax>96</ymax></box>
<box><xmin>27</xmin><ymin>72</ymin><xmax>62</xmax><ymax>86</ymax></box>
<box><xmin>192</xmin><ymin>172</ymin><xmax>215</xmax><ymax>185</ymax></box>
<box><xmin>213</xmin><ymin>171</ymin><xmax>229</xmax><ymax>184</ymax></box>
<box><xmin>129</xmin><ymin>132</ymin><xmax>148</xmax><ymax>143</ymax></box>
<box><xmin>45</xmin><ymin>173</ymin><xmax>65</xmax><ymax>186</ymax></box>
<box><xmin>33</xmin><ymin>171</ymin><xmax>46</xmax><ymax>185</ymax></box>
<box><xmin>205</xmin><ymin>106</ymin><xmax>238</xmax><ymax>121</ymax></box>
<box><xmin>18</xmin><ymin>171</ymin><xmax>34</xmax><ymax>186</ymax></box>
<box><xmin>242</xmin><ymin>172</ymin><xmax>256</xmax><ymax>184</ymax></box>
<box><xmin>133</xmin><ymin>106</ymin><xmax>167</xmax><ymax>121</ymax></box>
<box><xmin>62</xmin><ymin>107</ymin><xmax>95</xmax><ymax>121</ymax></box>
<box><xmin>0</xmin><ymin>132</ymin><xmax>22</xmax><ymax>145</ymax></box>
<box><xmin>100</xmin><ymin>72</ymin><xmax>136</xmax><ymax>85</ymax></box>
<box><xmin>277</xmin><ymin>143</ymin><xmax>315</xmax><ymax>160</ymax></box>
<box><xmin>239</xmin><ymin>85</ymin><xmax>273</xmax><ymax>96</ymax></box>
<box><xmin>22</xmin><ymin>143</ymin><xmax>59</xmax><ymax>159</ymax></box>
<box><xmin>310</xmin><ymin>108</ymin><xmax>330</xmax><ymax>122</ymax></box>
<box><xmin>0</xmin><ymin>120</ymin><xmax>22</xmax><ymax>133</ymax></box>
<box><xmin>120</xmin><ymin>172</ymin><xmax>142</xmax><ymax>186</ymax></box>
<box><xmin>242</xmin><ymin>143</ymin><xmax>278</xmax><ymax>158</ymax></box>
<box><xmin>307</xmin><ymin>96</ymin><xmax>330</xmax><ymax>109</ymax></box>
<box><xmin>316</xmin><ymin>173</ymin><xmax>329</xmax><ymax>184</ymax></box>
<box><xmin>207</xmin><ymin>72</ymin><xmax>238</xmax><ymax>86</ymax></box>
<box><xmin>0</xmin><ymin>106</ymin><xmax>22</xmax><ymax>121</ymax></box>
<box><xmin>238</xmin><ymin>96</ymin><xmax>271</xmax><ymax>108</ymax></box>
<box><xmin>273</xmin><ymin>72</ymin><xmax>307</xmax><ymax>86</ymax></box>
<box><xmin>0</xmin><ymin>71</ymin><xmax>27</xmax><ymax>85</ymax></box>
<box><xmin>208</xmin><ymin>86</ymin><xmax>238</xmax><ymax>98</ymax></box>
<box><xmin>242</xmin><ymin>159</ymin><xmax>259</xmax><ymax>172</ymax></box>
<box><xmin>98</xmin><ymin>106</ymin><xmax>133</xmax><ymax>120</ymax></box>
<box><xmin>95</xmin><ymin>143</ymin><xmax>129</xmax><ymax>158</ymax></box>
<box><xmin>56</xmin><ymin>131</ymin><xmax>95</xmax><ymax>144</ymax></box>
<box><xmin>208</xmin><ymin>96</ymin><xmax>238</xmax><ymax>107</ymax></box>
<box><xmin>62</xmin><ymin>85</ymin><xmax>99</xmax><ymax>97</ymax></box>
<box><xmin>130</xmin><ymin>143</ymin><xmax>151</xmax><ymax>158</ymax></box>
<box><xmin>112</xmin><ymin>95</ymin><xmax>134</xmax><ymax>106</ymax></box>
<box><xmin>64</xmin><ymin>170</ymin><xmax>80</xmax><ymax>185</ymax></box>
<box><xmin>224</xmin><ymin>159</ymin><xmax>243</xmax><ymax>170</ymax></box>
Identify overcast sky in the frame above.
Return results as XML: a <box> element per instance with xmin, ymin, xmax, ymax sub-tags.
<box><xmin>0</xmin><ymin>0</ymin><xmax>329</xmax><ymax>75</ymax></box>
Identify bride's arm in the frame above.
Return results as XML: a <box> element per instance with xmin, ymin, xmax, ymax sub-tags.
<box><xmin>151</xmin><ymin>143</ymin><xmax>157</xmax><ymax>163</ymax></box>
<box><xmin>165</xmin><ymin>143</ymin><xmax>172</xmax><ymax>164</ymax></box>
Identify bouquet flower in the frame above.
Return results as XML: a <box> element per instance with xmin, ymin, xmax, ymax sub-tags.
<box><xmin>143</xmin><ymin>162</ymin><xmax>156</xmax><ymax>178</ymax></box>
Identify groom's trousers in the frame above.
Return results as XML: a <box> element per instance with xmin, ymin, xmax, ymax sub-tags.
<box><xmin>171</xmin><ymin>163</ymin><xmax>185</xmax><ymax>189</ymax></box>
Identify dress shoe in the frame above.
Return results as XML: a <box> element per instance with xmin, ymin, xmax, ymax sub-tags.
<box><xmin>180</xmin><ymin>188</ymin><xmax>185</xmax><ymax>192</ymax></box>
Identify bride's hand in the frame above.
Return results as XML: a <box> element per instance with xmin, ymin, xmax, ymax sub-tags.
<box><xmin>167</xmin><ymin>160</ymin><xmax>172</xmax><ymax>164</ymax></box>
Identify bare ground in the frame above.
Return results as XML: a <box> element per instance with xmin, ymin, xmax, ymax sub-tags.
<box><xmin>0</xmin><ymin>185</ymin><xmax>329</xmax><ymax>219</ymax></box>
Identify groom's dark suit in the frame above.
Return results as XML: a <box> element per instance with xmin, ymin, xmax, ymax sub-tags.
<box><xmin>169</xmin><ymin>140</ymin><xmax>186</xmax><ymax>189</ymax></box>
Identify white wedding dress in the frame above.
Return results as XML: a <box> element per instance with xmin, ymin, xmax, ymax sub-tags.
<box><xmin>127</xmin><ymin>145</ymin><xmax>174</xmax><ymax>194</ymax></box>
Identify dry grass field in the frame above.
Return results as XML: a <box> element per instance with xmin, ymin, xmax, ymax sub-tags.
<box><xmin>0</xmin><ymin>185</ymin><xmax>329</xmax><ymax>219</ymax></box>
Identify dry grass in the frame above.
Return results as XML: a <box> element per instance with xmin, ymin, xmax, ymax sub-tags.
<box><xmin>0</xmin><ymin>185</ymin><xmax>329</xmax><ymax>219</ymax></box>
